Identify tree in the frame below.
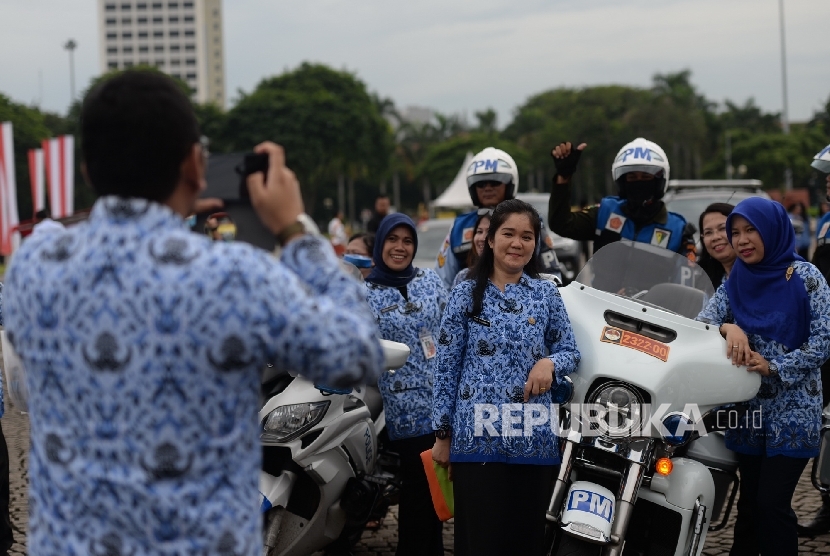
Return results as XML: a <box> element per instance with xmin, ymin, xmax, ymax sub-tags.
<box><xmin>0</xmin><ymin>94</ymin><xmax>55</xmax><ymax>220</ymax></box>
<box><xmin>474</xmin><ymin>108</ymin><xmax>498</xmax><ymax>135</ymax></box>
<box><xmin>193</xmin><ymin>102</ymin><xmax>228</xmax><ymax>153</ymax></box>
<box><xmin>808</xmin><ymin>94</ymin><xmax>830</xmax><ymax>134</ymax></box>
<box><xmin>220</xmin><ymin>63</ymin><xmax>393</xmax><ymax>214</ymax></box>
<box><xmin>417</xmin><ymin>133</ymin><xmax>529</xmax><ymax>201</ymax></box>
<box><xmin>503</xmin><ymin>85</ymin><xmax>659</xmax><ymax>202</ymax></box>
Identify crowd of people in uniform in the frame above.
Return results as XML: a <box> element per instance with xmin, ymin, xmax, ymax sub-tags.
<box><xmin>343</xmin><ymin>137</ymin><xmax>830</xmax><ymax>556</ymax></box>
<box><xmin>0</xmin><ymin>70</ymin><xmax>829</xmax><ymax>556</ymax></box>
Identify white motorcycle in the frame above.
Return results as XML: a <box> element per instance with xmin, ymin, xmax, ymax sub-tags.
<box><xmin>546</xmin><ymin>241</ymin><xmax>761</xmax><ymax>556</ymax></box>
<box><xmin>259</xmin><ymin>339</ymin><xmax>410</xmax><ymax>556</ymax></box>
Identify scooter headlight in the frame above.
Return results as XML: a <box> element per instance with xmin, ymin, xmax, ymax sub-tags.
<box><xmin>261</xmin><ymin>401</ymin><xmax>330</xmax><ymax>443</ymax></box>
<box><xmin>588</xmin><ymin>382</ymin><xmax>645</xmax><ymax>438</ymax></box>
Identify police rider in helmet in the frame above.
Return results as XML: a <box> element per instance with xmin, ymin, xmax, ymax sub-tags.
<box><xmin>435</xmin><ymin>147</ymin><xmax>561</xmax><ymax>288</ymax></box>
<box><xmin>798</xmin><ymin>142</ymin><xmax>830</xmax><ymax>538</ymax></box>
<box><xmin>548</xmin><ymin>139</ymin><xmax>695</xmax><ymax>258</ymax></box>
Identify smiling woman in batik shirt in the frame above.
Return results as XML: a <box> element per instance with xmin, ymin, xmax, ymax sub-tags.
<box><xmin>431</xmin><ymin>199</ymin><xmax>580</xmax><ymax>556</ymax></box>
<box><xmin>696</xmin><ymin>197</ymin><xmax>830</xmax><ymax>556</ymax></box>
<box><xmin>364</xmin><ymin>213</ymin><xmax>448</xmax><ymax>556</ymax></box>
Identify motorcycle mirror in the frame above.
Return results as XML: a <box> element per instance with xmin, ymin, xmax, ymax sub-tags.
<box><xmin>381</xmin><ymin>339</ymin><xmax>410</xmax><ymax>372</ymax></box>
<box><xmin>315</xmin><ymin>384</ymin><xmax>353</xmax><ymax>395</ymax></box>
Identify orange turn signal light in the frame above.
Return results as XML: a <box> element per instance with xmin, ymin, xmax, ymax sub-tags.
<box><xmin>655</xmin><ymin>457</ymin><xmax>673</xmax><ymax>476</ymax></box>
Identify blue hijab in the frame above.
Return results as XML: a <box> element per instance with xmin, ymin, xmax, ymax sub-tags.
<box><xmin>366</xmin><ymin>213</ymin><xmax>419</xmax><ymax>287</ymax></box>
<box><xmin>725</xmin><ymin>197</ymin><xmax>809</xmax><ymax>350</ymax></box>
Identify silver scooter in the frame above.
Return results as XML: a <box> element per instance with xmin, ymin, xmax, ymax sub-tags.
<box><xmin>259</xmin><ymin>339</ymin><xmax>409</xmax><ymax>556</ymax></box>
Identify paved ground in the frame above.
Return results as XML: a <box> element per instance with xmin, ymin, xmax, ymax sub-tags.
<box><xmin>3</xmin><ymin>401</ymin><xmax>830</xmax><ymax>555</ymax></box>
<box><xmin>343</xmin><ymin>466</ymin><xmax>830</xmax><ymax>556</ymax></box>
<box><xmin>4</xmin><ymin>404</ymin><xmax>29</xmax><ymax>556</ymax></box>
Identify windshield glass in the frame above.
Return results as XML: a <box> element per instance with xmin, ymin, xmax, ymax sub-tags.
<box><xmin>574</xmin><ymin>241</ymin><xmax>714</xmax><ymax>318</ymax></box>
<box><xmin>666</xmin><ymin>192</ymin><xmax>760</xmax><ymax>226</ymax></box>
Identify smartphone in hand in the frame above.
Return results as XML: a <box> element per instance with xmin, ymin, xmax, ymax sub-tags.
<box><xmin>236</xmin><ymin>152</ymin><xmax>269</xmax><ymax>198</ymax></box>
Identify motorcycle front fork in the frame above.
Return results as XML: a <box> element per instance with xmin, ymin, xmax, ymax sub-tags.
<box><xmin>546</xmin><ymin>430</ymin><xmax>652</xmax><ymax>556</ymax></box>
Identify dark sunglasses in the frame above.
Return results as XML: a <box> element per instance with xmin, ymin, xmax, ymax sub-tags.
<box><xmin>474</xmin><ymin>181</ymin><xmax>504</xmax><ymax>189</ymax></box>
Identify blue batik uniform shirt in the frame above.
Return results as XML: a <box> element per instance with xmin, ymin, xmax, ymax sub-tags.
<box><xmin>3</xmin><ymin>197</ymin><xmax>384</xmax><ymax>556</ymax></box>
<box><xmin>432</xmin><ymin>276</ymin><xmax>580</xmax><ymax>465</ymax></box>
<box><xmin>365</xmin><ymin>269</ymin><xmax>447</xmax><ymax>441</ymax></box>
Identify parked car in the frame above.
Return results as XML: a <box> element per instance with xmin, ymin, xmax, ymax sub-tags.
<box><xmin>413</xmin><ymin>218</ymin><xmax>454</xmax><ymax>270</ymax></box>
<box><xmin>663</xmin><ymin>179</ymin><xmax>769</xmax><ymax>245</ymax></box>
<box><xmin>516</xmin><ymin>193</ymin><xmax>584</xmax><ymax>283</ymax></box>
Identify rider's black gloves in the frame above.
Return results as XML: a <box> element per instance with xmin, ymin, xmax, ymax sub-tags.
<box><xmin>551</xmin><ymin>142</ymin><xmax>583</xmax><ymax>179</ymax></box>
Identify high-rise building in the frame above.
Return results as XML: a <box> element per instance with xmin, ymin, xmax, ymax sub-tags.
<box><xmin>96</xmin><ymin>0</ymin><xmax>225</xmax><ymax>106</ymax></box>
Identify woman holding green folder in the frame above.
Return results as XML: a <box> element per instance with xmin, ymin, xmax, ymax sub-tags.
<box><xmin>432</xmin><ymin>199</ymin><xmax>580</xmax><ymax>556</ymax></box>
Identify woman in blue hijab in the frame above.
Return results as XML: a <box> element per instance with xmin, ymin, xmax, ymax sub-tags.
<box><xmin>697</xmin><ymin>197</ymin><xmax>830</xmax><ymax>556</ymax></box>
<box><xmin>364</xmin><ymin>213</ymin><xmax>448</xmax><ymax>556</ymax></box>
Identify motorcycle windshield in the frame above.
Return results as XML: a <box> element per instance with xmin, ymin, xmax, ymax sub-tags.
<box><xmin>574</xmin><ymin>241</ymin><xmax>715</xmax><ymax>319</ymax></box>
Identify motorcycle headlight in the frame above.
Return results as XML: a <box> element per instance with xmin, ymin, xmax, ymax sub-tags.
<box><xmin>261</xmin><ymin>401</ymin><xmax>330</xmax><ymax>443</ymax></box>
<box><xmin>588</xmin><ymin>382</ymin><xmax>645</xmax><ymax>438</ymax></box>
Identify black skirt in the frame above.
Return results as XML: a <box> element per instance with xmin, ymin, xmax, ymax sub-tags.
<box><xmin>452</xmin><ymin>461</ymin><xmax>557</xmax><ymax>556</ymax></box>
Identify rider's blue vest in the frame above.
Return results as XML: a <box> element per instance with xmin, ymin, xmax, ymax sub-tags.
<box><xmin>816</xmin><ymin>212</ymin><xmax>830</xmax><ymax>246</ymax></box>
<box><xmin>594</xmin><ymin>197</ymin><xmax>686</xmax><ymax>254</ymax></box>
<box><xmin>449</xmin><ymin>211</ymin><xmax>479</xmax><ymax>263</ymax></box>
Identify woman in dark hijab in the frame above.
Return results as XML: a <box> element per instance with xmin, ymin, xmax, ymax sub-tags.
<box><xmin>364</xmin><ymin>213</ymin><xmax>447</xmax><ymax>556</ymax></box>
<box><xmin>697</xmin><ymin>197</ymin><xmax>830</xmax><ymax>556</ymax></box>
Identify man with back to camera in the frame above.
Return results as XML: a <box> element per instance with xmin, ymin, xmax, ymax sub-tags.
<box><xmin>548</xmin><ymin>139</ymin><xmax>696</xmax><ymax>258</ymax></box>
<box><xmin>2</xmin><ymin>70</ymin><xmax>385</xmax><ymax>555</ymax></box>
<box><xmin>798</xmin><ymin>142</ymin><xmax>830</xmax><ymax>537</ymax></box>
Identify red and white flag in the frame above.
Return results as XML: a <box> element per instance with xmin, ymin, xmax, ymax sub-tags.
<box><xmin>42</xmin><ymin>135</ymin><xmax>75</xmax><ymax>219</ymax></box>
<box><xmin>0</xmin><ymin>122</ymin><xmax>20</xmax><ymax>255</ymax></box>
<box><xmin>28</xmin><ymin>148</ymin><xmax>45</xmax><ymax>216</ymax></box>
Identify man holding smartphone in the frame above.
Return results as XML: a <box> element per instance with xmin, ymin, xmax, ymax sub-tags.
<box><xmin>3</xmin><ymin>70</ymin><xmax>384</xmax><ymax>555</ymax></box>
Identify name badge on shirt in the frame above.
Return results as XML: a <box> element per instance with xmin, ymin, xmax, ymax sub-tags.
<box><xmin>470</xmin><ymin>316</ymin><xmax>491</xmax><ymax>327</ymax></box>
<box><xmin>419</xmin><ymin>328</ymin><xmax>437</xmax><ymax>359</ymax></box>
<box><xmin>381</xmin><ymin>304</ymin><xmax>399</xmax><ymax>314</ymax></box>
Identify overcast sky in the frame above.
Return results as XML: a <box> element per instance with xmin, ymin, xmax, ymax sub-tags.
<box><xmin>1</xmin><ymin>0</ymin><xmax>828</xmax><ymax>127</ymax></box>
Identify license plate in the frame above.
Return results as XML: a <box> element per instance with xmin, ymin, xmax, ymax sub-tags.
<box><xmin>600</xmin><ymin>326</ymin><xmax>670</xmax><ymax>362</ymax></box>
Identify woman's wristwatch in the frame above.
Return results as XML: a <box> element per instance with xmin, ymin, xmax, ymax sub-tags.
<box><xmin>276</xmin><ymin>214</ymin><xmax>319</xmax><ymax>247</ymax></box>
<box><xmin>435</xmin><ymin>429</ymin><xmax>451</xmax><ymax>440</ymax></box>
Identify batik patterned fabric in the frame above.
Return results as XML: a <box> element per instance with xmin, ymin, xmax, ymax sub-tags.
<box><xmin>432</xmin><ymin>276</ymin><xmax>580</xmax><ymax>465</ymax></box>
<box><xmin>3</xmin><ymin>197</ymin><xmax>384</xmax><ymax>556</ymax></box>
<box><xmin>697</xmin><ymin>261</ymin><xmax>830</xmax><ymax>458</ymax></box>
<box><xmin>365</xmin><ymin>269</ymin><xmax>447</xmax><ymax>441</ymax></box>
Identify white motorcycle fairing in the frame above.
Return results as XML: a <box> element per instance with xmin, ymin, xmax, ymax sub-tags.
<box><xmin>546</xmin><ymin>242</ymin><xmax>760</xmax><ymax>556</ymax></box>
<box><xmin>559</xmin><ymin>284</ymin><xmax>760</xmax><ymax>420</ymax></box>
<box><xmin>259</xmin><ymin>381</ymin><xmax>378</xmax><ymax>555</ymax></box>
